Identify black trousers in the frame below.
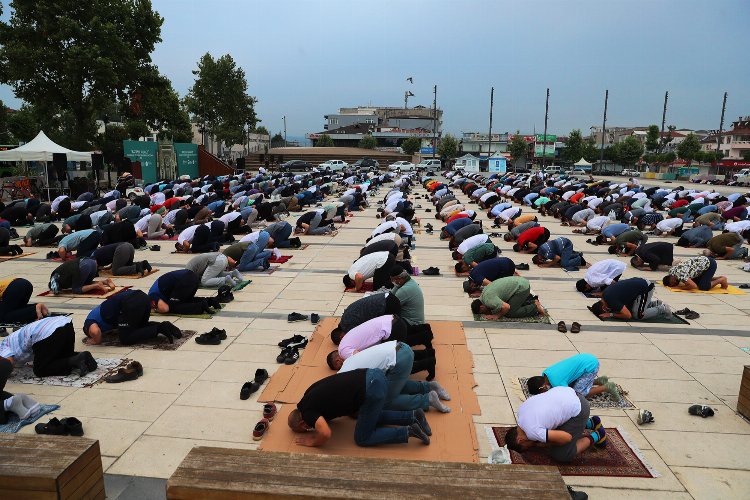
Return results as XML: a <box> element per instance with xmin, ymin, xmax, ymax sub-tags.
<box><xmin>117</xmin><ymin>290</ymin><xmax>159</xmax><ymax>345</ymax></box>
<box><xmin>37</xmin><ymin>224</ymin><xmax>60</xmax><ymax>246</ymax></box>
<box><xmin>372</xmin><ymin>255</ymin><xmax>395</xmax><ymax>291</ymax></box>
<box><xmin>76</xmin><ymin>231</ymin><xmax>101</xmax><ymax>258</ymax></box>
<box><xmin>191</xmin><ymin>225</ymin><xmax>217</xmax><ymax>253</ymax></box>
<box><xmin>0</xmin><ymin>357</ymin><xmax>13</xmax><ymax>403</ymax></box>
<box><xmin>167</xmin><ymin>272</ymin><xmax>206</xmax><ymax>315</ymax></box>
<box><xmin>32</xmin><ymin>323</ymin><xmax>76</xmax><ymax>377</ymax></box>
<box><xmin>0</xmin><ymin>278</ymin><xmax>37</xmax><ymax>324</ymax></box>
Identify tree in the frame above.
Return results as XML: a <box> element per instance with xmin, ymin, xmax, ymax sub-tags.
<box><xmin>94</xmin><ymin>124</ymin><xmax>129</xmax><ymax>166</ymax></box>
<box><xmin>676</xmin><ymin>133</ymin><xmax>702</xmax><ymax>166</ymax></box>
<box><xmin>400</xmin><ymin>137</ymin><xmax>421</xmax><ymax>155</ymax></box>
<box><xmin>271</xmin><ymin>133</ymin><xmax>285</xmax><ymax>148</ymax></box>
<box><xmin>742</xmin><ymin>151</ymin><xmax>750</xmax><ymax>162</ymax></box>
<box><xmin>659</xmin><ymin>125</ymin><xmax>676</xmax><ymax>152</ymax></box>
<box><xmin>508</xmin><ymin>133</ymin><xmax>528</xmax><ymax>161</ymax></box>
<box><xmin>6</xmin><ymin>104</ymin><xmax>42</xmax><ymax>143</ymax></box>
<box><xmin>437</xmin><ymin>134</ymin><xmax>459</xmax><ymax>158</ymax></box>
<box><xmin>562</xmin><ymin>129</ymin><xmax>585</xmax><ymax>163</ymax></box>
<box><xmin>124</xmin><ymin>120</ymin><xmax>151</xmax><ymax>140</ymax></box>
<box><xmin>616</xmin><ymin>136</ymin><xmax>644</xmax><ymax>167</ymax></box>
<box><xmin>253</xmin><ymin>126</ymin><xmax>270</xmax><ymax>136</ymax></box>
<box><xmin>645</xmin><ymin>125</ymin><xmax>660</xmax><ymax>152</ymax></box>
<box><xmin>185</xmin><ymin>53</ymin><xmax>257</xmax><ymax>149</ymax></box>
<box><xmin>582</xmin><ymin>136</ymin><xmax>599</xmax><ymax>162</ymax></box>
<box><xmin>0</xmin><ymin>1</ymin><xmax>164</xmax><ymax>149</ymax></box>
<box><xmin>358</xmin><ymin>135</ymin><xmax>377</xmax><ymax>149</ymax></box>
<box><xmin>315</xmin><ymin>134</ymin><xmax>334</xmax><ymax>147</ymax></box>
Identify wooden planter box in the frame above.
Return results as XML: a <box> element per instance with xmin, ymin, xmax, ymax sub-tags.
<box><xmin>738</xmin><ymin>365</ymin><xmax>750</xmax><ymax>420</ymax></box>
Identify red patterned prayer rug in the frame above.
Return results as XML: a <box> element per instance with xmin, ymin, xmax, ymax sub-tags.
<box><xmin>490</xmin><ymin>426</ymin><xmax>659</xmax><ymax>478</ymax></box>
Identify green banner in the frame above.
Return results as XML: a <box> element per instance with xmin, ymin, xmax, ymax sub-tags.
<box><xmin>535</xmin><ymin>134</ymin><xmax>557</xmax><ymax>143</ymax></box>
<box><xmin>534</xmin><ymin>144</ymin><xmax>556</xmax><ymax>158</ymax></box>
<box><xmin>123</xmin><ymin>140</ymin><xmax>158</xmax><ymax>184</ymax></box>
<box><xmin>174</xmin><ymin>143</ymin><xmax>199</xmax><ymax>179</ymax></box>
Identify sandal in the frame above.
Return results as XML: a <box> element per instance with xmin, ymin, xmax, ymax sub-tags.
<box><xmin>35</xmin><ymin>417</ymin><xmax>68</xmax><ymax>435</ymax></box>
<box><xmin>557</xmin><ymin>321</ymin><xmax>567</xmax><ymax>333</ymax></box>
<box><xmin>571</xmin><ymin>322</ymin><xmax>581</xmax><ymax>334</ymax></box>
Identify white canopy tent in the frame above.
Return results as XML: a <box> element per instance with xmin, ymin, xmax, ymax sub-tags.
<box><xmin>0</xmin><ymin>131</ymin><xmax>94</xmax><ymax>162</ymax></box>
<box><xmin>574</xmin><ymin>157</ymin><xmax>593</xmax><ymax>168</ymax></box>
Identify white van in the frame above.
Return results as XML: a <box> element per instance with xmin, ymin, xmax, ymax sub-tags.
<box><xmin>544</xmin><ymin>166</ymin><xmax>563</xmax><ymax>174</ymax></box>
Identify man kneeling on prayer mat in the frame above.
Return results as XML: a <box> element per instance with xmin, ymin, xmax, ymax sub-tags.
<box><xmin>527</xmin><ymin>353</ymin><xmax>621</xmax><ymax>402</ymax></box>
<box><xmin>288</xmin><ymin>369</ymin><xmax>432</xmax><ymax>447</ymax></box>
<box><xmin>83</xmin><ymin>289</ymin><xmax>182</xmax><ymax>346</ymax></box>
<box><xmin>505</xmin><ymin>386</ymin><xmax>607</xmax><ymax>463</ymax></box>
<box><xmin>470</xmin><ymin>276</ymin><xmax>544</xmax><ymax>320</ymax></box>
<box><xmin>590</xmin><ymin>277</ymin><xmax>671</xmax><ymax>321</ymax></box>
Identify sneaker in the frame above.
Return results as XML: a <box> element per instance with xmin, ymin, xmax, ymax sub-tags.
<box><xmin>289</xmin><ymin>237</ymin><xmax>302</xmax><ymax>248</ymax></box>
<box><xmin>288</xmin><ymin>338</ymin><xmax>308</xmax><ymax>349</ymax></box>
<box><xmin>284</xmin><ymin>347</ymin><xmax>300</xmax><ymax>365</ymax></box>
<box><xmin>287</xmin><ymin>312</ymin><xmax>308</xmax><ymax>322</ymax></box>
<box><xmin>515</xmin><ymin>263</ymin><xmax>530</xmax><ymax>271</ymax></box>
<box><xmin>310</xmin><ymin>313</ymin><xmax>320</xmax><ymax>324</ymax></box>
<box><xmin>278</xmin><ymin>334</ymin><xmax>305</xmax><ymax>348</ymax></box>
<box><xmin>422</xmin><ymin>267</ymin><xmax>440</xmax><ymax>276</ymax></box>
<box><xmin>276</xmin><ymin>347</ymin><xmax>291</xmax><ymax>363</ymax></box>
<box><xmin>688</xmin><ymin>404</ymin><xmax>715</xmax><ymax>418</ymax></box>
<box><xmin>637</xmin><ymin>409</ymin><xmax>655</xmax><ymax>425</ymax></box>
<box><xmin>9</xmin><ymin>228</ymin><xmax>18</xmax><ymax>239</ymax></box>
<box><xmin>253</xmin><ymin>418</ymin><xmax>270</xmax><ymax>441</ymax></box>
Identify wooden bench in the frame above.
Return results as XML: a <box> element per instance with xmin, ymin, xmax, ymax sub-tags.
<box><xmin>0</xmin><ymin>434</ymin><xmax>104</xmax><ymax>499</ymax></box>
<box><xmin>167</xmin><ymin>447</ymin><xmax>568</xmax><ymax>499</ymax></box>
<box><xmin>739</xmin><ymin>365</ymin><xmax>750</xmax><ymax>420</ymax></box>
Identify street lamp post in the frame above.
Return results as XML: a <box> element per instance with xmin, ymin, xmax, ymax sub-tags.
<box><xmin>282</xmin><ymin>116</ymin><xmax>287</xmax><ymax>147</ymax></box>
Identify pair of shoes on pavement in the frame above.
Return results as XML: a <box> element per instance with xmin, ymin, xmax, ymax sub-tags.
<box><xmin>195</xmin><ymin>327</ymin><xmax>227</xmax><ymax>345</ymax></box>
<box><xmin>422</xmin><ymin>267</ymin><xmax>440</xmax><ymax>276</ymax></box>
<box><xmin>277</xmin><ymin>336</ymin><xmax>308</xmax><ymax>365</ymax></box>
<box><xmin>253</xmin><ymin>402</ymin><xmax>278</xmax><ymax>440</ymax></box>
<box><xmin>288</xmin><ymin>312</ymin><xmax>319</xmax><ymax>324</ymax></box>
<box><xmin>674</xmin><ymin>308</ymin><xmax>699</xmax><ymax>320</ymax></box>
<box><xmin>240</xmin><ymin>368</ymin><xmax>269</xmax><ymax>400</ymax></box>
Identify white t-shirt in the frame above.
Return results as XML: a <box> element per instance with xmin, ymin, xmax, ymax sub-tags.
<box><xmin>656</xmin><ymin>218</ymin><xmax>683</xmax><ymax>232</ymax></box>
<box><xmin>366</xmin><ymin>233</ymin><xmax>401</xmax><ymax>247</ymax></box>
<box><xmin>219</xmin><ymin>211</ymin><xmax>241</xmax><ymax>225</ymax></box>
<box><xmin>372</xmin><ymin>221</ymin><xmax>398</xmax><ymax>237</ymax></box>
<box><xmin>517</xmin><ymin>386</ymin><xmax>582</xmax><ymax>443</ymax></box>
<box><xmin>395</xmin><ymin>217</ymin><xmax>413</xmax><ymax>236</ymax></box>
<box><xmin>458</xmin><ymin>233</ymin><xmax>489</xmax><ymax>254</ymax></box>
<box><xmin>498</xmin><ymin>207</ymin><xmax>520</xmax><ymax>222</ymax></box>
<box><xmin>725</xmin><ymin>220</ymin><xmax>750</xmax><ymax>234</ymax></box>
<box><xmin>339</xmin><ymin>340</ymin><xmax>398</xmax><ymax>373</ymax></box>
<box><xmin>587</xmin><ymin>216</ymin><xmax>611</xmax><ymax>232</ymax></box>
<box><xmin>348</xmin><ymin>251</ymin><xmax>390</xmax><ymax>280</ymax></box>
<box><xmin>177</xmin><ymin>223</ymin><xmax>202</xmax><ymax>244</ymax></box>
<box><xmin>135</xmin><ymin>214</ymin><xmax>151</xmax><ymax>233</ymax></box>
<box><xmin>585</xmin><ymin>259</ymin><xmax>626</xmax><ymax>288</ymax></box>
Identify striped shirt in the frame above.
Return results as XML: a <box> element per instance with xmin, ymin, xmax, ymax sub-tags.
<box><xmin>0</xmin><ymin>316</ymin><xmax>72</xmax><ymax>362</ymax></box>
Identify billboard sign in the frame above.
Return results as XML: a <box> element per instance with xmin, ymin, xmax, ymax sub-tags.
<box><xmin>174</xmin><ymin>143</ymin><xmax>199</xmax><ymax>178</ymax></box>
<box><xmin>123</xmin><ymin>140</ymin><xmax>158</xmax><ymax>184</ymax></box>
<box><xmin>534</xmin><ymin>144</ymin><xmax>556</xmax><ymax>157</ymax></box>
<box><xmin>535</xmin><ymin>134</ymin><xmax>557</xmax><ymax>143</ymax></box>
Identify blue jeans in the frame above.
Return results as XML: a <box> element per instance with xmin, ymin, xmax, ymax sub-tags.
<box><xmin>385</xmin><ymin>344</ymin><xmax>430</xmax><ymax>411</ymax></box>
<box><xmin>354</xmin><ymin>369</ymin><xmax>412</xmax><ymax>446</ymax></box>
<box><xmin>272</xmin><ymin>223</ymin><xmax>293</xmax><ymax>248</ymax></box>
<box><xmin>238</xmin><ymin>244</ymin><xmax>271</xmax><ymax>271</ymax></box>
<box><xmin>559</xmin><ymin>239</ymin><xmax>582</xmax><ymax>269</ymax></box>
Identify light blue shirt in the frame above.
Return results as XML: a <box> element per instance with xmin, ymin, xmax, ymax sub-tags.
<box><xmin>543</xmin><ymin>353</ymin><xmax>600</xmax><ymax>387</ymax></box>
<box><xmin>59</xmin><ymin>229</ymin><xmax>95</xmax><ymax>250</ymax></box>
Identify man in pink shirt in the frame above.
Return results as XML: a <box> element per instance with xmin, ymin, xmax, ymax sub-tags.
<box><xmin>334</xmin><ymin>315</ymin><xmax>403</xmax><ymax>360</ymax></box>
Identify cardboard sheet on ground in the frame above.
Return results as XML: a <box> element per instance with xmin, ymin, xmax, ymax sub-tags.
<box><xmin>37</xmin><ymin>285</ymin><xmax>132</xmax><ymax>299</ymax></box>
<box><xmin>98</xmin><ymin>267</ymin><xmax>159</xmax><ymax>279</ymax></box>
<box><xmin>259</xmin><ymin>317</ymin><xmax>480</xmax><ymax>463</ymax></box>
<box><xmin>658</xmin><ymin>283</ymin><xmax>746</xmax><ymax>295</ymax></box>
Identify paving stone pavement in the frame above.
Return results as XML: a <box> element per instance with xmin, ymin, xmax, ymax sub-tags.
<box><xmin>3</xmin><ymin>176</ymin><xmax>749</xmax><ymax>499</ymax></box>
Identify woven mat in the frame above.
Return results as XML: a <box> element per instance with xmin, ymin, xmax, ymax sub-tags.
<box><xmin>98</xmin><ymin>267</ymin><xmax>160</xmax><ymax>278</ymax></box>
<box><xmin>473</xmin><ymin>313</ymin><xmax>552</xmax><ymax>324</ymax></box>
<box><xmin>488</xmin><ymin>426</ymin><xmax>659</xmax><ymax>478</ymax></box>
<box><xmin>0</xmin><ymin>252</ymin><xmax>36</xmax><ymax>263</ymax></box>
<box><xmin>659</xmin><ymin>283</ymin><xmax>746</xmax><ymax>295</ymax></box>
<box><xmin>0</xmin><ymin>404</ymin><xmax>60</xmax><ymax>434</ymax></box>
<box><xmin>517</xmin><ymin>377</ymin><xmax>636</xmax><ymax>409</ymax></box>
<box><xmin>269</xmin><ymin>255</ymin><xmax>292</xmax><ymax>264</ymax></box>
<box><xmin>38</xmin><ymin>286</ymin><xmax>132</xmax><ymax>299</ymax></box>
<box><xmin>8</xmin><ymin>357</ymin><xmax>129</xmax><ymax>388</ymax></box>
<box><xmin>98</xmin><ymin>330</ymin><xmax>196</xmax><ymax>350</ymax></box>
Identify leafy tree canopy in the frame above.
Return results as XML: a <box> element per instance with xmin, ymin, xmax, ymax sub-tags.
<box><xmin>400</xmin><ymin>136</ymin><xmax>421</xmax><ymax>155</ymax></box>
<box><xmin>315</xmin><ymin>134</ymin><xmax>334</xmax><ymax>147</ymax></box>
<box><xmin>358</xmin><ymin>134</ymin><xmax>377</xmax><ymax>149</ymax></box>
<box><xmin>437</xmin><ymin>134</ymin><xmax>458</xmax><ymax>158</ymax></box>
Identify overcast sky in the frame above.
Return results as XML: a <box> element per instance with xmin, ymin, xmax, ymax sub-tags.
<box><xmin>2</xmin><ymin>0</ymin><xmax>748</xmax><ymax>138</ymax></box>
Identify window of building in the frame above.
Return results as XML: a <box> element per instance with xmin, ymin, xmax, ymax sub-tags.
<box><xmin>329</xmin><ymin>118</ymin><xmax>339</xmax><ymax>125</ymax></box>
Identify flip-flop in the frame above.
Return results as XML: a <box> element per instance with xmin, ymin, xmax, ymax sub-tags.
<box><xmin>557</xmin><ymin>321</ymin><xmax>567</xmax><ymax>333</ymax></box>
<box><xmin>571</xmin><ymin>322</ymin><xmax>581</xmax><ymax>334</ymax></box>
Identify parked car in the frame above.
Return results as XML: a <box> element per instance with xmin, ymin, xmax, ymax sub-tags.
<box><xmin>388</xmin><ymin>160</ymin><xmax>415</xmax><ymax>171</ymax></box>
<box><xmin>126</xmin><ymin>186</ymin><xmax>145</xmax><ymax>201</ymax></box>
<box><xmin>417</xmin><ymin>159</ymin><xmax>441</xmax><ymax>170</ymax></box>
<box><xmin>732</xmin><ymin>168</ymin><xmax>750</xmax><ymax>185</ymax></box>
<box><xmin>621</xmin><ymin>169</ymin><xmax>640</xmax><ymax>177</ymax></box>
<box><xmin>318</xmin><ymin>160</ymin><xmax>349</xmax><ymax>171</ymax></box>
<box><xmin>280</xmin><ymin>159</ymin><xmax>313</xmax><ymax>172</ymax></box>
<box><xmin>543</xmin><ymin>166</ymin><xmax>563</xmax><ymax>174</ymax></box>
<box><xmin>353</xmin><ymin>158</ymin><xmax>380</xmax><ymax>170</ymax></box>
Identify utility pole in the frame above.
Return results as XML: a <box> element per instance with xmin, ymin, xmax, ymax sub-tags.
<box><xmin>282</xmin><ymin>116</ymin><xmax>287</xmax><ymax>147</ymax></box>
<box><xmin>432</xmin><ymin>85</ymin><xmax>437</xmax><ymax>159</ymax></box>
<box><xmin>659</xmin><ymin>91</ymin><xmax>668</xmax><ymax>153</ymax></box>
<box><xmin>599</xmin><ymin>89</ymin><xmax>609</xmax><ymax>168</ymax></box>
<box><xmin>541</xmin><ymin>88</ymin><xmax>550</xmax><ymax>170</ymax></box>
<box><xmin>715</xmin><ymin>92</ymin><xmax>727</xmax><ymax>173</ymax></box>
<box><xmin>487</xmin><ymin>87</ymin><xmax>494</xmax><ymax>165</ymax></box>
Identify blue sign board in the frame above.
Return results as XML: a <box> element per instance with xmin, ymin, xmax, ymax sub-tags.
<box><xmin>489</xmin><ymin>157</ymin><xmax>507</xmax><ymax>173</ymax></box>
<box><xmin>420</xmin><ymin>147</ymin><xmax>434</xmax><ymax>155</ymax></box>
